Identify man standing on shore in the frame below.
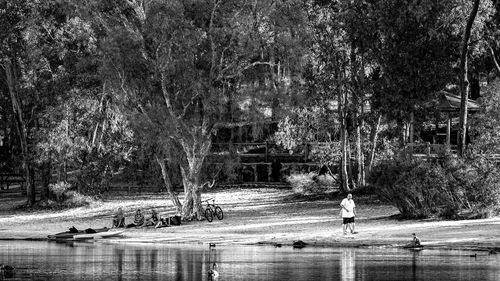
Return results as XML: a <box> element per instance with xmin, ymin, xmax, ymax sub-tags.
<box><xmin>340</xmin><ymin>193</ymin><xmax>357</xmax><ymax>235</ymax></box>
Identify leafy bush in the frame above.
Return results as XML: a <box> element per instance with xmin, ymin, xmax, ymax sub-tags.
<box><xmin>274</xmin><ymin>108</ymin><xmax>341</xmax><ymax>168</ymax></box>
<box><xmin>470</xmin><ymin>79</ymin><xmax>500</xmax><ymax>154</ymax></box>
<box><xmin>49</xmin><ymin>181</ymin><xmax>71</xmax><ymax>200</ymax></box>
<box><xmin>369</xmin><ymin>153</ymin><xmax>500</xmax><ymax>219</ymax></box>
<box><xmin>76</xmin><ymin>153</ymin><xmax>114</xmax><ymax>195</ymax></box>
<box><xmin>48</xmin><ymin>181</ymin><xmax>96</xmax><ymax>208</ymax></box>
<box><xmin>287</xmin><ymin>172</ymin><xmax>338</xmax><ymax>196</ymax></box>
<box><xmin>221</xmin><ymin>155</ymin><xmax>241</xmax><ymax>183</ymax></box>
<box><xmin>454</xmin><ymin>156</ymin><xmax>500</xmax><ymax>211</ymax></box>
<box><xmin>61</xmin><ymin>190</ymin><xmax>96</xmax><ymax>208</ymax></box>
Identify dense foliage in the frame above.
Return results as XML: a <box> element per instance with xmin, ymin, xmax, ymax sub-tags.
<box><xmin>470</xmin><ymin>79</ymin><xmax>500</xmax><ymax>153</ymax></box>
<box><xmin>1</xmin><ymin>0</ymin><xmax>500</xmax><ymax>218</ymax></box>
<box><xmin>286</xmin><ymin>172</ymin><xmax>337</xmax><ymax>197</ymax></box>
<box><xmin>42</xmin><ymin>181</ymin><xmax>96</xmax><ymax>209</ymax></box>
<box><xmin>369</xmin><ymin>153</ymin><xmax>500</xmax><ymax>219</ymax></box>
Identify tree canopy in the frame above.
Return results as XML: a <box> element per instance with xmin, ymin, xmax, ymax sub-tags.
<box><xmin>1</xmin><ymin>0</ymin><xmax>500</xmax><ymax>209</ymax></box>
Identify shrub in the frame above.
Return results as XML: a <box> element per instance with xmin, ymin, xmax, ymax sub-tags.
<box><xmin>369</xmin><ymin>159</ymin><xmax>445</xmax><ymax>218</ymax></box>
<box><xmin>458</xmin><ymin>156</ymin><xmax>500</xmax><ymax>211</ymax></box>
<box><xmin>48</xmin><ymin>181</ymin><xmax>96</xmax><ymax>208</ymax></box>
<box><xmin>49</xmin><ymin>181</ymin><xmax>72</xmax><ymax>200</ymax></box>
<box><xmin>76</xmin><ymin>154</ymin><xmax>114</xmax><ymax>195</ymax></box>
<box><xmin>369</xmin><ymin>153</ymin><xmax>500</xmax><ymax>219</ymax></box>
<box><xmin>61</xmin><ymin>190</ymin><xmax>96</xmax><ymax>208</ymax></box>
<box><xmin>221</xmin><ymin>155</ymin><xmax>241</xmax><ymax>183</ymax></box>
<box><xmin>287</xmin><ymin>172</ymin><xmax>338</xmax><ymax>196</ymax></box>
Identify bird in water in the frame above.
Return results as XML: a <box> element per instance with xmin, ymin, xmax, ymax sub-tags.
<box><xmin>208</xmin><ymin>263</ymin><xmax>219</xmax><ymax>279</ymax></box>
<box><xmin>209</xmin><ymin>243</ymin><xmax>216</xmax><ymax>248</ymax></box>
<box><xmin>469</xmin><ymin>253</ymin><xmax>477</xmax><ymax>258</ymax></box>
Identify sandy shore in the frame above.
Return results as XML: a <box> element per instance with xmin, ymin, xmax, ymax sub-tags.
<box><xmin>0</xmin><ymin>188</ymin><xmax>499</xmax><ymax>251</ymax></box>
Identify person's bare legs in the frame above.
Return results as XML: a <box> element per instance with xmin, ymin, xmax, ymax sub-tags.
<box><xmin>343</xmin><ymin>223</ymin><xmax>348</xmax><ymax>235</ymax></box>
<box><xmin>350</xmin><ymin>222</ymin><xmax>355</xmax><ymax>233</ymax></box>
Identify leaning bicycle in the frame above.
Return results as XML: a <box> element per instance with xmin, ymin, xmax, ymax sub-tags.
<box><xmin>202</xmin><ymin>198</ymin><xmax>224</xmax><ymax>222</ymax></box>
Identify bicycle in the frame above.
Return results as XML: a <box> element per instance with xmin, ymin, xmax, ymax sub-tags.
<box><xmin>202</xmin><ymin>198</ymin><xmax>224</xmax><ymax>222</ymax></box>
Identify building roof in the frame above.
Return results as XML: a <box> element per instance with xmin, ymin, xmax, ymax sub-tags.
<box><xmin>436</xmin><ymin>91</ymin><xmax>480</xmax><ymax>112</ymax></box>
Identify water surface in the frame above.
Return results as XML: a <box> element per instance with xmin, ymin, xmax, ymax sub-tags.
<box><xmin>0</xmin><ymin>241</ymin><xmax>498</xmax><ymax>280</ymax></box>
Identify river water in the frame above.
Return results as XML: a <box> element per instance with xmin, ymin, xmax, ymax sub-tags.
<box><xmin>0</xmin><ymin>241</ymin><xmax>498</xmax><ymax>280</ymax></box>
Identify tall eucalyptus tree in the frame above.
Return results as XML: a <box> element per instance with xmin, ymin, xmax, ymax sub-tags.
<box><xmin>94</xmin><ymin>0</ymin><xmax>295</xmax><ymax>219</ymax></box>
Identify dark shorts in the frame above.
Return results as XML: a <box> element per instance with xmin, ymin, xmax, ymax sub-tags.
<box><xmin>343</xmin><ymin>217</ymin><xmax>355</xmax><ymax>224</ymax></box>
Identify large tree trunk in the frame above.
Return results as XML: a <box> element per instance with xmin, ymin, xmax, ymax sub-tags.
<box><xmin>178</xmin><ymin>132</ymin><xmax>212</xmax><ymax>220</ymax></box>
<box><xmin>355</xmin><ymin>113</ymin><xmax>364</xmax><ymax>187</ymax></box>
<box><xmin>270</xmin><ymin>49</ymin><xmax>281</xmax><ymax>122</ymax></box>
<box><xmin>180</xmin><ymin>166</ymin><xmax>202</xmax><ymax>220</ymax></box>
<box><xmin>350</xmin><ymin>44</ymin><xmax>365</xmax><ymax>188</ymax></box>
<box><xmin>159</xmin><ymin>80</ymin><xmax>213</xmax><ymax>220</ymax></box>
<box><xmin>3</xmin><ymin>59</ymin><xmax>35</xmax><ymax>206</ymax></box>
<box><xmin>339</xmin><ymin>86</ymin><xmax>350</xmax><ymax>193</ymax></box>
<box><xmin>366</xmin><ymin>114</ymin><xmax>381</xmax><ymax>174</ymax></box>
<box><xmin>155</xmin><ymin>154</ymin><xmax>182</xmax><ymax>212</ymax></box>
<box><xmin>458</xmin><ymin>0</ymin><xmax>480</xmax><ymax>156</ymax></box>
<box><xmin>40</xmin><ymin>161</ymin><xmax>51</xmax><ymax>201</ymax></box>
<box><xmin>347</xmin><ymin>139</ymin><xmax>355</xmax><ymax>189</ymax></box>
<box><xmin>91</xmin><ymin>85</ymin><xmax>109</xmax><ymax>151</ymax></box>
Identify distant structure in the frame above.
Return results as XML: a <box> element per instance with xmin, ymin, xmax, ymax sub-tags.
<box><xmin>208</xmin><ymin>121</ymin><xmax>322</xmax><ymax>184</ymax></box>
<box><xmin>404</xmin><ymin>90</ymin><xmax>481</xmax><ymax>158</ymax></box>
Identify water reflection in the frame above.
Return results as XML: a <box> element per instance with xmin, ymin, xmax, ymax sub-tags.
<box><xmin>341</xmin><ymin>248</ymin><xmax>355</xmax><ymax>281</ymax></box>
<box><xmin>0</xmin><ymin>241</ymin><xmax>499</xmax><ymax>281</ymax></box>
<box><xmin>412</xmin><ymin>250</ymin><xmax>419</xmax><ymax>280</ymax></box>
<box><xmin>114</xmin><ymin>248</ymin><xmax>123</xmax><ymax>281</ymax></box>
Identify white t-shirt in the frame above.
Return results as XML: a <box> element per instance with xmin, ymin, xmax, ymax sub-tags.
<box><xmin>340</xmin><ymin>198</ymin><xmax>355</xmax><ymax>218</ymax></box>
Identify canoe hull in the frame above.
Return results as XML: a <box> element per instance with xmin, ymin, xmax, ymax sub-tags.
<box><xmin>72</xmin><ymin>230</ymin><xmax>124</xmax><ymax>240</ymax></box>
<box><xmin>48</xmin><ymin>228</ymin><xmax>110</xmax><ymax>240</ymax></box>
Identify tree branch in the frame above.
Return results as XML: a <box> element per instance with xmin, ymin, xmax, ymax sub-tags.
<box><xmin>160</xmin><ymin>72</ymin><xmax>175</xmax><ymax>115</ymax></box>
<box><xmin>209</xmin><ymin>0</ymin><xmax>222</xmax><ymax>80</ymax></box>
<box><xmin>137</xmin><ymin>103</ymin><xmax>156</xmax><ymax>126</ymax></box>
<box><xmin>485</xmin><ymin>40</ymin><xmax>500</xmax><ymax>75</ymax></box>
<box><xmin>458</xmin><ymin>0</ymin><xmax>480</xmax><ymax>156</ymax></box>
<box><xmin>240</xmin><ymin>61</ymin><xmax>276</xmax><ymax>74</ymax></box>
<box><xmin>180</xmin><ymin>91</ymin><xmax>200</xmax><ymax>119</ymax></box>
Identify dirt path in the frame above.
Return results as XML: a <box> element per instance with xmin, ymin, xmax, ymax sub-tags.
<box><xmin>1</xmin><ymin>188</ymin><xmax>499</xmax><ymax>251</ymax></box>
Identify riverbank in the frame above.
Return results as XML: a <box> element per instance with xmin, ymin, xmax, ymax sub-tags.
<box><xmin>0</xmin><ymin>188</ymin><xmax>499</xmax><ymax>252</ymax></box>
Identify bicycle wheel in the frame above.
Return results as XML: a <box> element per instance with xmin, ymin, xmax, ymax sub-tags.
<box><xmin>204</xmin><ymin>208</ymin><xmax>214</xmax><ymax>222</ymax></box>
<box><xmin>214</xmin><ymin>206</ymin><xmax>224</xmax><ymax>220</ymax></box>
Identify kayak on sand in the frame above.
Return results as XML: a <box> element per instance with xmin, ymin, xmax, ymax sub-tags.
<box><xmin>48</xmin><ymin>227</ymin><xmax>111</xmax><ymax>240</ymax></box>
<box><xmin>72</xmin><ymin>229</ymin><xmax>124</xmax><ymax>240</ymax></box>
<box><xmin>403</xmin><ymin>244</ymin><xmax>424</xmax><ymax>250</ymax></box>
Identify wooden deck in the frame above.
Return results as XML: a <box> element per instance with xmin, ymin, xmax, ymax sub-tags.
<box><xmin>0</xmin><ymin>173</ymin><xmax>25</xmax><ymax>190</ymax></box>
<box><xmin>404</xmin><ymin>143</ymin><xmax>500</xmax><ymax>160</ymax></box>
